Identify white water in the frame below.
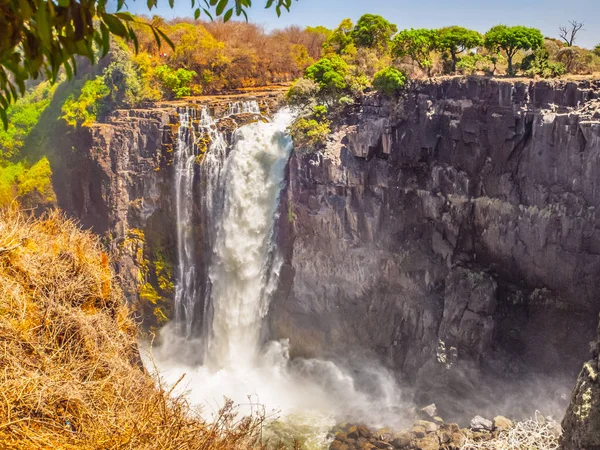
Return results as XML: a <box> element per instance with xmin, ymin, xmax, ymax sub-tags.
<box><xmin>153</xmin><ymin>104</ymin><xmax>409</xmax><ymax>448</ymax></box>
<box><xmin>205</xmin><ymin>109</ymin><xmax>290</xmax><ymax>369</ymax></box>
<box><xmin>173</xmin><ymin>107</ymin><xmax>199</xmax><ymax>338</ymax></box>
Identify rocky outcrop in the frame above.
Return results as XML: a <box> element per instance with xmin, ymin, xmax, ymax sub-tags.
<box><xmin>562</xmin><ymin>313</ymin><xmax>600</xmax><ymax>449</ymax></box>
<box><xmin>271</xmin><ymin>77</ymin><xmax>600</xmax><ymax>421</ymax></box>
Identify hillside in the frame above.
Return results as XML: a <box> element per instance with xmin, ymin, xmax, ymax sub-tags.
<box><xmin>0</xmin><ymin>208</ymin><xmax>265</xmax><ymax>449</ymax></box>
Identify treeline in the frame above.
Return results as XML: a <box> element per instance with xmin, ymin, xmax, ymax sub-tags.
<box><xmin>128</xmin><ymin>18</ymin><xmax>326</xmax><ymax>95</ymax></box>
<box><xmin>286</xmin><ymin>15</ymin><xmax>600</xmax><ymax>151</ymax></box>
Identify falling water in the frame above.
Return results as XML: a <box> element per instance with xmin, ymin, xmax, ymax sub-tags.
<box><xmin>156</xmin><ymin>102</ymin><xmax>407</xmax><ymax>448</ymax></box>
<box><xmin>173</xmin><ymin>107</ymin><xmax>199</xmax><ymax>338</ymax></box>
<box><xmin>204</xmin><ymin>109</ymin><xmax>292</xmax><ymax>369</ymax></box>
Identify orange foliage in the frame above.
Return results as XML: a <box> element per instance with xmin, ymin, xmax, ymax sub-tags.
<box><xmin>126</xmin><ymin>19</ymin><xmax>325</xmax><ymax>94</ymax></box>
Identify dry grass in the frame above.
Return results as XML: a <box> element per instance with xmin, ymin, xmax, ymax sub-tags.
<box><xmin>461</xmin><ymin>413</ymin><xmax>561</xmax><ymax>450</ymax></box>
<box><xmin>0</xmin><ymin>207</ymin><xmax>271</xmax><ymax>449</ymax></box>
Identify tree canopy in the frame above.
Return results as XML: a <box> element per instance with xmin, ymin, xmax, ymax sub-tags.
<box><xmin>484</xmin><ymin>25</ymin><xmax>544</xmax><ymax>75</ymax></box>
<box><xmin>323</xmin><ymin>19</ymin><xmax>355</xmax><ymax>55</ymax></box>
<box><xmin>0</xmin><ymin>0</ymin><xmax>294</xmax><ymax>128</ymax></box>
<box><xmin>437</xmin><ymin>26</ymin><xmax>483</xmax><ymax>72</ymax></box>
<box><xmin>351</xmin><ymin>14</ymin><xmax>398</xmax><ymax>52</ymax></box>
<box><xmin>392</xmin><ymin>28</ymin><xmax>439</xmax><ymax>75</ymax></box>
<box><xmin>304</xmin><ymin>55</ymin><xmax>348</xmax><ymax>94</ymax></box>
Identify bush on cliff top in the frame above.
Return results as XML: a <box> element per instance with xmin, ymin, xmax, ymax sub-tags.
<box><xmin>372</xmin><ymin>67</ymin><xmax>407</xmax><ymax>97</ymax></box>
<box><xmin>0</xmin><ymin>208</ymin><xmax>267</xmax><ymax>449</ymax></box>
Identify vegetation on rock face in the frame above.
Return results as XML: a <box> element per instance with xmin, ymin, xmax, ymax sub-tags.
<box><xmin>0</xmin><ymin>208</ymin><xmax>270</xmax><ymax>449</ymax></box>
<box><xmin>289</xmin><ymin>104</ymin><xmax>331</xmax><ymax>151</ymax></box>
<box><xmin>61</xmin><ymin>77</ymin><xmax>110</xmax><ymax>127</ymax></box>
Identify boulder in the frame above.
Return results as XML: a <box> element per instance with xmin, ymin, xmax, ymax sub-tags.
<box><xmin>470</xmin><ymin>415</ymin><xmax>493</xmax><ymax>432</ymax></box>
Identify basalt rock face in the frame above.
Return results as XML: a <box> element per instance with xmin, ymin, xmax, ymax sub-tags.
<box><xmin>52</xmin><ymin>109</ymin><xmax>179</xmax><ymax>327</ymax></box>
<box><xmin>271</xmin><ymin>77</ymin><xmax>600</xmax><ymax>421</ymax></box>
<box><xmin>562</xmin><ymin>314</ymin><xmax>600</xmax><ymax>450</ymax></box>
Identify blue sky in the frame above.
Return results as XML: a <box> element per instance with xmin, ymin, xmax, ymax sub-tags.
<box><xmin>122</xmin><ymin>0</ymin><xmax>600</xmax><ymax>49</ymax></box>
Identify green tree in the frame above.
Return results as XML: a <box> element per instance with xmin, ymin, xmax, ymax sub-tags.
<box><xmin>484</xmin><ymin>25</ymin><xmax>544</xmax><ymax>75</ymax></box>
<box><xmin>392</xmin><ymin>28</ymin><xmax>438</xmax><ymax>76</ymax></box>
<box><xmin>304</xmin><ymin>56</ymin><xmax>348</xmax><ymax>95</ymax></box>
<box><xmin>155</xmin><ymin>66</ymin><xmax>196</xmax><ymax>99</ymax></box>
<box><xmin>437</xmin><ymin>26</ymin><xmax>483</xmax><ymax>73</ymax></box>
<box><xmin>351</xmin><ymin>14</ymin><xmax>397</xmax><ymax>52</ymax></box>
<box><xmin>372</xmin><ymin>67</ymin><xmax>407</xmax><ymax>96</ymax></box>
<box><xmin>323</xmin><ymin>19</ymin><xmax>354</xmax><ymax>54</ymax></box>
<box><xmin>0</xmin><ymin>0</ymin><xmax>295</xmax><ymax>128</ymax></box>
<box><xmin>61</xmin><ymin>77</ymin><xmax>110</xmax><ymax>127</ymax></box>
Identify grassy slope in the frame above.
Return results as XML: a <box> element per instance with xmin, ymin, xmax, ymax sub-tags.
<box><xmin>0</xmin><ymin>208</ymin><xmax>266</xmax><ymax>449</ymax></box>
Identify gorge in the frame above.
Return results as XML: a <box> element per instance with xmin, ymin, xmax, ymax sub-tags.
<box><xmin>44</xmin><ymin>77</ymin><xmax>600</xmax><ymax>448</ymax></box>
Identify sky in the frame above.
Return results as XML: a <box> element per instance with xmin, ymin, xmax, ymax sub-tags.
<box><xmin>122</xmin><ymin>0</ymin><xmax>600</xmax><ymax>49</ymax></box>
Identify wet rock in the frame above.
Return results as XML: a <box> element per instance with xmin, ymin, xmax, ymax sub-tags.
<box><xmin>419</xmin><ymin>404</ymin><xmax>438</xmax><ymax>420</ymax></box>
<box><xmin>390</xmin><ymin>432</ymin><xmax>412</xmax><ymax>448</ymax></box>
<box><xmin>562</xmin><ymin>313</ymin><xmax>600</xmax><ymax>449</ymax></box>
<box><xmin>347</xmin><ymin>425</ymin><xmax>360</xmax><ymax>440</ymax></box>
<box><xmin>411</xmin><ymin>425</ymin><xmax>426</xmax><ymax>438</ymax></box>
<box><xmin>358</xmin><ymin>424</ymin><xmax>371</xmax><ymax>438</ymax></box>
<box><xmin>414</xmin><ymin>433</ymin><xmax>440</xmax><ymax>450</ymax></box>
<box><xmin>493</xmin><ymin>415</ymin><xmax>513</xmax><ymax>431</ymax></box>
<box><xmin>470</xmin><ymin>415</ymin><xmax>493</xmax><ymax>432</ymax></box>
<box><xmin>330</xmin><ymin>441</ymin><xmax>350</xmax><ymax>450</ymax></box>
<box><xmin>413</xmin><ymin>420</ymin><xmax>439</xmax><ymax>433</ymax></box>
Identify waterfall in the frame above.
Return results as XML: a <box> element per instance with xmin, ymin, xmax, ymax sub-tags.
<box><xmin>205</xmin><ymin>109</ymin><xmax>292</xmax><ymax>369</ymax></box>
<box><xmin>173</xmin><ymin>105</ymin><xmax>229</xmax><ymax>338</ymax></box>
<box><xmin>156</xmin><ymin>102</ymin><xmax>406</xmax><ymax>446</ymax></box>
<box><xmin>173</xmin><ymin>107</ymin><xmax>199</xmax><ymax>338</ymax></box>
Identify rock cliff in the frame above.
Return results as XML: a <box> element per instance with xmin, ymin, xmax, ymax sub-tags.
<box><xmin>271</xmin><ymin>77</ymin><xmax>600</xmax><ymax>421</ymax></box>
<box><xmin>50</xmin><ymin>77</ymin><xmax>600</xmax><ymax>430</ymax></box>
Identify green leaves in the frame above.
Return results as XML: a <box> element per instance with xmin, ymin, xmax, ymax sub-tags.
<box><xmin>392</xmin><ymin>29</ymin><xmax>439</xmax><ymax>74</ymax></box>
<box><xmin>484</xmin><ymin>25</ymin><xmax>544</xmax><ymax>74</ymax></box>
<box><xmin>0</xmin><ymin>0</ymin><xmax>297</xmax><ymax>129</ymax></box>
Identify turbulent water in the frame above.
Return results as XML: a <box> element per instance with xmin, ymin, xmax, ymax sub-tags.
<box><xmin>153</xmin><ymin>103</ymin><xmax>408</xmax><ymax>448</ymax></box>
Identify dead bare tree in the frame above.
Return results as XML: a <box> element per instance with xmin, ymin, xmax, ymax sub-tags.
<box><xmin>559</xmin><ymin>20</ymin><xmax>584</xmax><ymax>46</ymax></box>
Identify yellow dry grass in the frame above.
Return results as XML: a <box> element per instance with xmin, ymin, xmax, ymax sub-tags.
<box><xmin>0</xmin><ymin>207</ymin><xmax>268</xmax><ymax>450</ymax></box>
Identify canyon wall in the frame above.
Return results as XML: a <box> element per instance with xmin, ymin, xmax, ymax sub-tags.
<box><xmin>49</xmin><ymin>78</ymin><xmax>600</xmax><ymax>426</ymax></box>
<box><xmin>271</xmin><ymin>77</ymin><xmax>600</xmax><ymax>420</ymax></box>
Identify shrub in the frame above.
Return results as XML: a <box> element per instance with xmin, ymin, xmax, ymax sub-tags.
<box><xmin>290</xmin><ymin>117</ymin><xmax>331</xmax><ymax>151</ymax></box>
<box><xmin>346</xmin><ymin>73</ymin><xmax>370</xmax><ymax>96</ymax></box>
<box><xmin>286</xmin><ymin>77</ymin><xmax>320</xmax><ymax>107</ymax></box>
<box><xmin>16</xmin><ymin>157</ymin><xmax>56</xmax><ymax>207</ymax></box>
<box><xmin>304</xmin><ymin>56</ymin><xmax>348</xmax><ymax>94</ymax></box>
<box><xmin>155</xmin><ymin>65</ymin><xmax>197</xmax><ymax>99</ymax></box>
<box><xmin>0</xmin><ymin>81</ymin><xmax>58</xmax><ymax>161</ymax></box>
<box><xmin>372</xmin><ymin>67</ymin><xmax>407</xmax><ymax>96</ymax></box>
<box><xmin>61</xmin><ymin>77</ymin><xmax>110</xmax><ymax>127</ymax></box>
<box><xmin>521</xmin><ymin>48</ymin><xmax>566</xmax><ymax>78</ymax></box>
<box><xmin>456</xmin><ymin>54</ymin><xmax>497</xmax><ymax>75</ymax></box>
<box><xmin>103</xmin><ymin>46</ymin><xmax>145</xmax><ymax>107</ymax></box>
<box><xmin>289</xmin><ymin>104</ymin><xmax>331</xmax><ymax>151</ymax></box>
